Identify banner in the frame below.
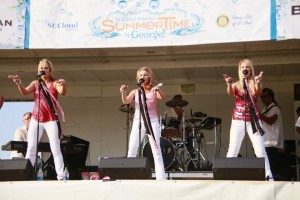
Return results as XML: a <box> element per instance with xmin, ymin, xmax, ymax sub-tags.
<box><xmin>276</xmin><ymin>0</ymin><xmax>300</xmax><ymax>39</ymax></box>
<box><xmin>27</xmin><ymin>0</ymin><xmax>273</xmax><ymax>49</ymax></box>
<box><xmin>0</xmin><ymin>0</ymin><xmax>26</xmax><ymax>49</ymax></box>
<box><xmin>1</xmin><ymin>0</ymin><xmax>298</xmax><ymax>49</ymax></box>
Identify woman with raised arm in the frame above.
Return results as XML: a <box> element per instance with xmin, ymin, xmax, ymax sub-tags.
<box><xmin>9</xmin><ymin>58</ymin><xmax>67</xmax><ymax>180</ymax></box>
<box><xmin>120</xmin><ymin>66</ymin><xmax>166</xmax><ymax>180</ymax></box>
<box><xmin>223</xmin><ymin>58</ymin><xmax>273</xmax><ymax>181</ymax></box>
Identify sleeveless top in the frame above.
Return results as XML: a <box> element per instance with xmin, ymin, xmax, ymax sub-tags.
<box><xmin>32</xmin><ymin>82</ymin><xmax>58</xmax><ymax>122</ymax></box>
<box><xmin>232</xmin><ymin>87</ymin><xmax>259</xmax><ymax>121</ymax></box>
<box><xmin>133</xmin><ymin>88</ymin><xmax>158</xmax><ymax>121</ymax></box>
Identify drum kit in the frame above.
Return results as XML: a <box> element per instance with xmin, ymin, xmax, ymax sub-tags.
<box><xmin>119</xmin><ymin>96</ymin><xmax>221</xmax><ymax>172</ymax></box>
<box><xmin>158</xmin><ymin>105</ymin><xmax>211</xmax><ymax>171</ymax></box>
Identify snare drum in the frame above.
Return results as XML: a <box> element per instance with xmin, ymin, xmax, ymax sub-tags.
<box><xmin>142</xmin><ymin>137</ymin><xmax>176</xmax><ymax>170</ymax></box>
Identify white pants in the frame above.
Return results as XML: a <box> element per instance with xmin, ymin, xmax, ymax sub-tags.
<box><xmin>127</xmin><ymin>118</ymin><xmax>166</xmax><ymax>180</ymax></box>
<box><xmin>26</xmin><ymin>118</ymin><xmax>64</xmax><ymax>180</ymax></box>
<box><xmin>227</xmin><ymin>119</ymin><xmax>273</xmax><ymax>179</ymax></box>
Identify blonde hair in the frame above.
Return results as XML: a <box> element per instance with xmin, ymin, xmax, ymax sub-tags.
<box><xmin>136</xmin><ymin>66</ymin><xmax>155</xmax><ymax>86</ymax></box>
<box><xmin>38</xmin><ymin>58</ymin><xmax>55</xmax><ymax>81</ymax></box>
<box><xmin>238</xmin><ymin>59</ymin><xmax>255</xmax><ymax>81</ymax></box>
<box><xmin>237</xmin><ymin>59</ymin><xmax>256</xmax><ymax>91</ymax></box>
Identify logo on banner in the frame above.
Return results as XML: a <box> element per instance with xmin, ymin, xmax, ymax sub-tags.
<box><xmin>0</xmin><ymin>0</ymin><xmax>26</xmax><ymax>49</ymax></box>
<box><xmin>0</xmin><ymin>19</ymin><xmax>12</xmax><ymax>32</ymax></box>
<box><xmin>89</xmin><ymin>3</ymin><xmax>204</xmax><ymax>39</ymax></box>
<box><xmin>0</xmin><ymin>20</ymin><xmax>12</xmax><ymax>27</ymax></box>
<box><xmin>47</xmin><ymin>8</ymin><xmax>79</xmax><ymax>31</ymax></box>
<box><xmin>292</xmin><ymin>5</ymin><xmax>300</xmax><ymax>15</ymax></box>
<box><xmin>216</xmin><ymin>15</ymin><xmax>230</xmax><ymax>27</ymax></box>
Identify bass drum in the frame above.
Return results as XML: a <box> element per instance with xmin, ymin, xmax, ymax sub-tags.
<box><xmin>142</xmin><ymin>137</ymin><xmax>175</xmax><ymax>170</ymax></box>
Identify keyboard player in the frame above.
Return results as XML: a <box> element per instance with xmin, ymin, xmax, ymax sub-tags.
<box><xmin>11</xmin><ymin>112</ymin><xmax>48</xmax><ymax>159</ymax></box>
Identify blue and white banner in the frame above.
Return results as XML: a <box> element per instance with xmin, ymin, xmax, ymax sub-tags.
<box><xmin>276</xmin><ymin>0</ymin><xmax>300</xmax><ymax>40</ymax></box>
<box><xmin>1</xmin><ymin>0</ymin><xmax>299</xmax><ymax>49</ymax></box>
<box><xmin>0</xmin><ymin>0</ymin><xmax>26</xmax><ymax>49</ymax></box>
<box><xmin>27</xmin><ymin>0</ymin><xmax>273</xmax><ymax>48</ymax></box>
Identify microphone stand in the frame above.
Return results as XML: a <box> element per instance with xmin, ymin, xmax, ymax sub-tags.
<box><xmin>244</xmin><ymin>81</ymin><xmax>265</xmax><ymax>136</ymax></box>
<box><xmin>126</xmin><ymin>104</ymin><xmax>130</xmax><ymax>154</ymax></box>
<box><xmin>243</xmin><ymin>78</ymin><xmax>265</xmax><ymax>157</ymax></box>
<box><xmin>137</xmin><ymin>84</ymin><xmax>157</xmax><ymax>158</ymax></box>
<box><xmin>37</xmin><ymin>79</ymin><xmax>64</xmax><ymax>178</ymax></box>
<box><xmin>35</xmin><ymin>78</ymin><xmax>43</xmax><ymax>172</ymax></box>
<box><xmin>137</xmin><ymin>80</ymin><xmax>144</xmax><ymax>157</ymax></box>
<box><xmin>243</xmin><ymin>78</ymin><xmax>248</xmax><ymax>157</ymax></box>
<box><xmin>138</xmin><ymin>89</ymin><xmax>142</xmax><ymax>157</ymax></box>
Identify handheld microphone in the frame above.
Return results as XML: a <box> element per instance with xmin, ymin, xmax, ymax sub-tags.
<box><xmin>36</xmin><ymin>70</ymin><xmax>45</xmax><ymax>78</ymax></box>
<box><xmin>242</xmin><ymin>69</ymin><xmax>248</xmax><ymax>75</ymax></box>
<box><xmin>137</xmin><ymin>78</ymin><xmax>145</xmax><ymax>86</ymax></box>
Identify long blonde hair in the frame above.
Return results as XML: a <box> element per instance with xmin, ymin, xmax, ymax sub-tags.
<box><xmin>238</xmin><ymin>59</ymin><xmax>256</xmax><ymax>92</ymax></box>
<box><xmin>136</xmin><ymin>66</ymin><xmax>155</xmax><ymax>87</ymax></box>
<box><xmin>38</xmin><ymin>58</ymin><xmax>55</xmax><ymax>81</ymax></box>
<box><xmin>238</xmin><ymin>59</ymin><xmax>255</xmax><ymax>80</ymax></box>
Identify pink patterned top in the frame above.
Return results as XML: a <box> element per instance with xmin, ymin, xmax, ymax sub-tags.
<box><xmin>232</xmin><ymin>87</ymin><xmax>259</xmax><ymax>121</ymax></box>
<box><xmin>32</xmin><ymin>82</ymin><xmax>58</xmax><ymax>122</ymax></box>
<box><xmin>133</xmin><ymin>88</ymin><xmax>158</xmax><ymax>121</ymax></box>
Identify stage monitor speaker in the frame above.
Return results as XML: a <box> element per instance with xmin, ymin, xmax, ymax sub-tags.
<box><xmin>98</xmin><ymin>157</ymin><xmax>151</xmax><ymax>180</ymax></box>
<box><xmin>0</xmin><ymin>159</ymin><xmax>36</xmax><ymax>181</ymax></box>
<box><xmin>61</xmin><ymin>135</ymin><xmax>90</xmax><ymax>169</ymax></box>
<box><xmin>213</xmin><ymin>158</ymin><xmax>265</xmax><ymax>181</ymax></box>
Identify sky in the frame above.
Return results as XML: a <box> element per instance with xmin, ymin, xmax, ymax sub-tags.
<box><xmin>0</xmin><ymin>101</ymin><xmax>34</xmax><ymax>159</ymax></box>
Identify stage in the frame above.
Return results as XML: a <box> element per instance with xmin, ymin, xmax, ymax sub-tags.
<box><xmin>0</xmin><ymin>158</ymin><xmax>299</xmax><ymax>200</ymax></box>
<box><xmin>153</xmin><ymin>171</ymin><xmax>213</xmax><ymax>180</ymax></box>
<box><xmin>0</xmin><ymin>178</ymin><xmax>299</xmax><ymax>200</ymax></box>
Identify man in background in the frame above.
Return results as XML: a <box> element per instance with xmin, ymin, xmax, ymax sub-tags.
<box><xmin>11</xmin><ymin>112</ymin><xmax>48</xmax><ymax>159</ymax></box>
<box><xmin>260</xmin><ymin>88</ymin><xmax>285</xmax><ymax>180</ymax></box>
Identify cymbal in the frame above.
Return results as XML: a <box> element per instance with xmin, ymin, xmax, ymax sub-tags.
<box><xmin>185</xmin><ymin>118</ymin><xmax>202</xmax><ymax>123</ymax></box>
<box><xmin>119</xmin><ymin>107</ymin><xmax>135</xmax><ymax>113</ymax></box>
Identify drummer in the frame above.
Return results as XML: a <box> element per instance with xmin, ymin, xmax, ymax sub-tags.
<box><xmin>164</xmin><ymin>94</ymin><xmax>188</xmax><ymax>122</ymax></box>
<box><xmin>162</xmin><ymin>95</ymin><xmax>188</xmax><ymax>140</ymax></box>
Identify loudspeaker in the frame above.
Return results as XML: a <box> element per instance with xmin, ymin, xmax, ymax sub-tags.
<box><xmin>61</xmin><ymin>135</ymin><xmax>90</xmax><ymax>169</ymax></box>
<box><xmin>0</xmin><ymin>159</ymin><xmax>36</xmax><ymax>181</ymax></box>
<box><xmin>98</xmin><ymin>157</ymin><xmax>151</xmax><ymax>180</ymax></box>
<box><xmin>213</xmin><ymin>158</ymin><xmax>265</xmax><ymax>181</ymax></box>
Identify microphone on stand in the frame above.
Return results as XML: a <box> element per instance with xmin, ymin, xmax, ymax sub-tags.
<box><xmin>243</xmin><ymin>77</ymin><xmax>247</xmax><ymax>89</ymax></box>
<box><xmin>242</xmin><ymin>70</ymin><xmax>248</xmax><ymax>89</ymax></box>
<box><xmin>36</xmin><ymin>70</ymin><xmax>45</xmax><ymax>78</ymax></box>
<box><xmin>137</xmin><ymin>78</ymin><xmax>145</xmax><ymax>86</ymax></box>
<box><xmin>242</xmin><ymin>69</ymin><xmax>248</xmax><ymax>75</ymax></box>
